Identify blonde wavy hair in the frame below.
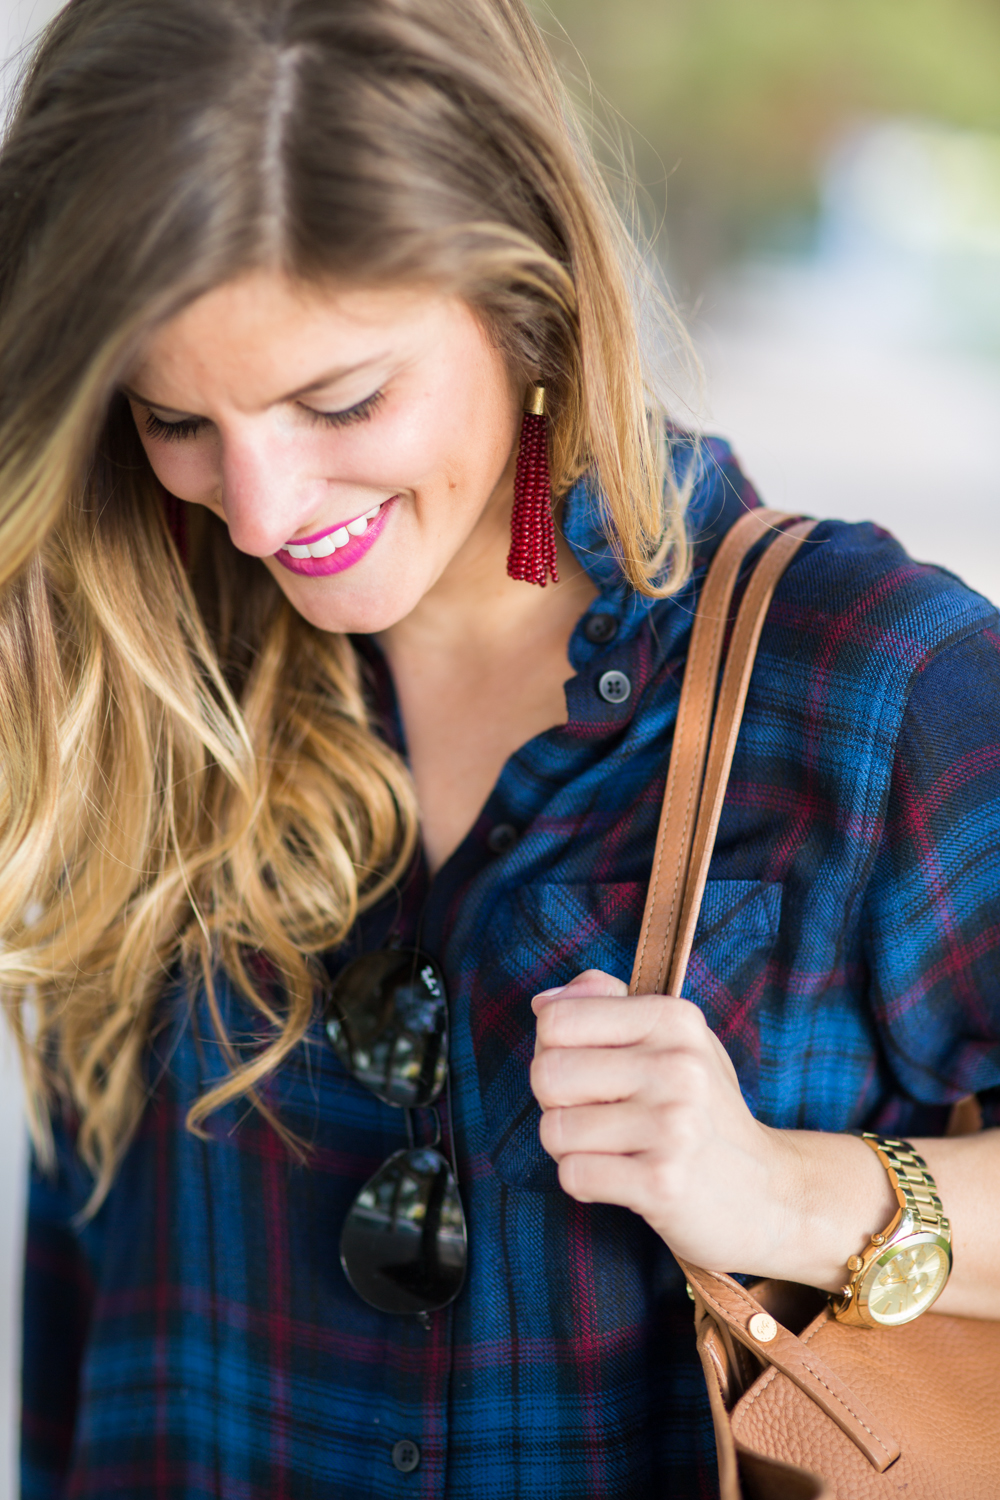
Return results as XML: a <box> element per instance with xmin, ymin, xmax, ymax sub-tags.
<box><xmin>0</xmin><ymin>0</ymin><xmax>691</xmax><ymax>1207</ymax></box>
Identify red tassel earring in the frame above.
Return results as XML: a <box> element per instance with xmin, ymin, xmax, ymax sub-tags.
<box><xmin>507</xmin><ymin>383</ymin><xmax>559</xmax><ymax>587</ymax></box>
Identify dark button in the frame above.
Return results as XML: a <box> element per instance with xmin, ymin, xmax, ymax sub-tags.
<box><xmin>584</xmin><ymin>612</ymin><xmax>619</xmax><ymax>644</ymax></box>
<box><xmin>486</xmin><ymin>822</ymin><xmax>518</xmax><ymax>855</ymax></box>
<box><xmin>392</xmin><ymin>1439</ymin><xmax>421</xmax><ymax>1474</ymax></box>
<box><xmin>597</xmin><ymin>669</ymin><xmax>632</xmax><ymax>705</ymax></box>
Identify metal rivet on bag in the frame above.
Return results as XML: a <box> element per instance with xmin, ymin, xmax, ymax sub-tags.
<box><xmin>748</xmin><ymin>1312</ymin><xmax>777</xmax><ymax>1343</ymax></box>
<box><xmin>597</xmin><ymin>669</ymin><xmax>631</xmax><ymax>705</ymax></box>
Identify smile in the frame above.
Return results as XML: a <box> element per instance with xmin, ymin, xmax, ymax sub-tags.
<box><xmin>274</xmin><ymin>498</ymin><xmax>395</xmax><ymax>577</ymax></box>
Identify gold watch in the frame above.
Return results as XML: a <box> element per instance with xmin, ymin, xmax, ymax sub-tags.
<box><xmin>832</xmin><ymin>1133</ymin><xmax>952</xmax><ymax>1328</ymax></box>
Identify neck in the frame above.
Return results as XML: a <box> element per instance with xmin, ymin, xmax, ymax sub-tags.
<box><xmin>374</xmin><ymin>462</ymin><xmax>597</xmax><ymax>873</ymax></box>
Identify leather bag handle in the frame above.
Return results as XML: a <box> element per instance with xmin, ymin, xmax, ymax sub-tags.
<box><xmin>667</xmin><ymin>517</ymin><xmax>819</xmax><ymax>993</ymax></box>
<box><xmin>629</xmin><ymin>507</ymin><xmax>903</xmax><ymax>1476</ymax></box>
<box><xmin>678</xmin><ymin>1263</ymin><xmax>901</xmax><ymax>1472</ymax></box>
<box><xmin>630</xmin><ymin>508</ymin><xmax>818</xmax><ymax>995</ymax></box>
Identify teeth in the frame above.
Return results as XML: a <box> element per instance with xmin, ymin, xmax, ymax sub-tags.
<box><xmin>282</xmin><ymin>502</ymin><xmax>383</xmax><ymax>558</ymax></box>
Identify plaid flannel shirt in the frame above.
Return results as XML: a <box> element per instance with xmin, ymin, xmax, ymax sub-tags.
<box><xmin>22</xmin><ymin>436</ymin><xmax>1000</xmax><ymax>1499</ymax></box>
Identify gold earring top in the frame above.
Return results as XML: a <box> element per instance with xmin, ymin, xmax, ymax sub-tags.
<box><xmin>523</xmin><ymin>384</ymin><xmax>546</xmax><ymax>417</ymax></box>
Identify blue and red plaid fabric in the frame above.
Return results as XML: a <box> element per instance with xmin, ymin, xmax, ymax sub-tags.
<box><xmin>22</xmin><ymin>436</ymin><xmax>1000</xmax><ymax>1499</ymax></box>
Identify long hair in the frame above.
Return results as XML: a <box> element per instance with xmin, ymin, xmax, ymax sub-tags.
<box><xmin>0</xmin><ymin>0</ymin><xmax>691</xmax><ymax>1207</ymax></box>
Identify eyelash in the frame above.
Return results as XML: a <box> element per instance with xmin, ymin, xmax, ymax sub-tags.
<box><xmin>309</xmin><ymin>388</ymin><xmax>385</xmax><ymax>429</ymax></box>
<box><xmin>144</xmin><ymin>412</ymin><xmax>203</xmax><ymax>442</ymax></box>
<box><xmin>142</xmin><ymin>388</ymin><xmax>385</xmax><ymax>442</ymax></box>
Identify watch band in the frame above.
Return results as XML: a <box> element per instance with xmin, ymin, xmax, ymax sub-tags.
<box><xmin>832</xmin><ymin>1132</ymin><xmax>952</xmax><ymax>1325</ymax></box>
<box><xmin>860</xmin><ymin>1133</ymin><xmax>951</xmax><ymax>1243</ymax></box>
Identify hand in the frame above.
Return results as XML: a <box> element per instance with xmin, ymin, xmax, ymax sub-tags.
<box><xmin>530</xmin><ymin>969</ymin><xmax>810</xmax><ymax>1277</ymax></box>
<box><xmin>531</xmin><ymin>969</ymin><xmax>1000</xmax><ymax>1305</ymax></box>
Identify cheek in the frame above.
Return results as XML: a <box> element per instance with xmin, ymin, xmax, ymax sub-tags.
<box><xmin>404</xmin><ymin>368</ymin><xmax>519</xmax><ymax>507</ymax></box>
<box><xmin>138</xmin><ymin>437</ymin><xmax>219</xmax><ymax>503</ymax></box>
<box><xmin>369</xmin><ymin>318</ymin><xmax>519</xmax><ymax>505</ymax></box>
<box><xmin>359</xmin><ymin>403</ymin><xmax>443</xmax><ymax>482</ymax></box>
<box><xmin>324</xmin><ymin>396</ymin><xmax>507</xmax><ymax>508</ymax></box>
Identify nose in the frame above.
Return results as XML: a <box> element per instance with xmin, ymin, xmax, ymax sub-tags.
<box><xmin>216</xmin><ymin>427</ymin><xmax>315</xmax><ymax>557</ymax></box>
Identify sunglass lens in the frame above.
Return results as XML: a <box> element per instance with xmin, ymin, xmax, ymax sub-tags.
<box><xmin>340</xmin><ymin>1147</ymin><xmax>467</xmax><ymax>1315</ymax></box>
<box><xmin>324</xmin><ymin>950</ymin><xmax>448</xmax><ymax>1108</ymax></box>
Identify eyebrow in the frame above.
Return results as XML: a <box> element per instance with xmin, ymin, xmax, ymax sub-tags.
<box><xmin>120</xmin><ymin>356</ymin><xmax>388</xmax><ymax>415</ymax></box>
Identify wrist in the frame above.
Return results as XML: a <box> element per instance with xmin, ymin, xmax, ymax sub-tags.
<box><xmin>756</xmin><ymin>1128</ymin><xmax>900</xmax><ymax>1291</ymax></box>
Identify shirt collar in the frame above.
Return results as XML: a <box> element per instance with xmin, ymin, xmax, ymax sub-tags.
<box><xmin>561</xmin><ymin>429</ymin><xmax>763</xmax><ymax>638</ymax></box>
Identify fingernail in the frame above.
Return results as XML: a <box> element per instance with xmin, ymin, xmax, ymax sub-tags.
<box><xmin>531</xmin><ymin>985</ymin><xmax>566</xmax><ymax>1013</ymax></box>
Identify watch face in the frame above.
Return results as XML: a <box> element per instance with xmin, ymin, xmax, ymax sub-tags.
<box><xmin>864</xmin><ymin>1239</ymin><xmax>951</xmax><ymax>1326</ymax></box>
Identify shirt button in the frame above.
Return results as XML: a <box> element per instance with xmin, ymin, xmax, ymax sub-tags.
<box><xmin>584</xmin><ymin>612</ymin><xmax>619</xmax><ymax>644</ymax></box>
<box><xmin>486</xmin><ymin>822</ymin><xmax>518</xmax><ymax>854</ymax></box>
<box><xmin>392</xmin><ymin>1439</ymin><xmax>421</xmax><ymax>1473</ymax></box>
<box><xmin>597</xmin><ymin>669</ymin><xmax>632</xmax><ymax>705</ymax></box>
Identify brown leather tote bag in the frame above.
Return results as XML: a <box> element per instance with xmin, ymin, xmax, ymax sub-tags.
<box><xmin>633</xmin><ymin>508</ymin><xmax>1000</xmax><ymax>1500</ymax></box>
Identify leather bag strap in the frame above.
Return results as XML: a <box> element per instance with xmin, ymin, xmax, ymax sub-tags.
<box><xmin>667</xmin><ymin>518</ymin><xmax>819</xmax><ymax>994</ymax></box>
<box><xmin>630</xmin><ymin>508</ymin><xmax>818</xmax><ymax>996</ymax></box>
<box><xmin>630</xmin><ymin>507</ymin><xmax>796</xmax><ymax>995</ymax></box>
<box><xmin>678</xmin><ymin>1263</ymin><xmax>901</xmax><ymax>1472</ymax></box>
<box><xmin>628</xmin><ymin>509</ymin><xmax>904</xmax><ymax>1478</ymax></box>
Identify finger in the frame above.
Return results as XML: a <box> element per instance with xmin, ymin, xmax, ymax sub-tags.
<box><xmin>531</xmin><ymin>1043</ymin><xmax>647</xmax><ymax>1110</ymax></box>
<box><xmin>534</xmin><ymin>992</ymin><xmax>708</xmax><ymax>1051</ymax></box>
<box><xmin>531</xmin><ymin>968</ymin><xmax>628</xmax><ymax>1014</ymax></box>
<box><xmin>539</xmin><ymin>1100</ymin><xmax>672</xmax><ymax>1161</ymax></box>
<box><xmin>556</xmin><ymin>1151</ymin><xmax>654</xmax><ymax>1214</ymax></box>
<box><xmin>533</xmin><ymin>1031</ymin><xmax>717</xmax><ymax>1111</ymax></box>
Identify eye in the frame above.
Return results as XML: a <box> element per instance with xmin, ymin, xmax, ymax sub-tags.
<box><xmin>303</xmin><ymin>389</ymin><xmax>384</xmax><ymax>429</ymax></box>
<box><xmin>144</xmin><ymin>410</ymin><xmax>206</xmax><ymax>442</ymax></box>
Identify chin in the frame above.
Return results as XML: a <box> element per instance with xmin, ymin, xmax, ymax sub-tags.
<box><xmin>270</xmin><ymin>569</ymin><xmax>425</xmax><ymax>636</ymax></box>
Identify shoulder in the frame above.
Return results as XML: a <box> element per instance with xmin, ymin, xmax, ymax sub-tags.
<box><xmin>674</xmin><ymin>430</ymin><xmax>998</xmax><ymax>666</ymax></box>
<box><xmin>640</xmin><ymin>434</ymin><xmax>999</xmax><ymax>733</ymax></box>
<box><xmin>668</xmin><ymin>442</ymin><xmax>1000</xmax><ymax>792</ymax></box>
<box><xmin>766</xmin><ymin>516</ymin><xmax>997</xmax><ymax>689</ymax></box>
<box><xmin>724</xmin><ymin>516</ymin><xmax>1000</xmax><ymax>823</ymax></box>
<box><xmin>672</xmin><ymin>429</ymin><xmax>997</xmax><ymax>666</ymax></box>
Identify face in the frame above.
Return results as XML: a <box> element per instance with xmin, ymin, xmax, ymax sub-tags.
<box><xmin>124</xmin><ymin>269</ymin><xmax>523</xmax><ymax>632</ymax></box>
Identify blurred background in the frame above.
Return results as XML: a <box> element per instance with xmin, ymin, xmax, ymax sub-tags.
<box><xmin>541</xmin><ymin>0</ymin><xmax>1000</xmax><ymax>597</ymax></box>
<box><xmin>1</xmin><ymin>0</ymin><xmax>998</xmax><ymax>1494</ymax></box>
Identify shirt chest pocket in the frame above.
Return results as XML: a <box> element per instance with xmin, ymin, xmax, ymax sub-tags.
<box><xmin>470</xmin><ymin>878</ymin><xmax>783</xmax><ymax>1191</ymax></box>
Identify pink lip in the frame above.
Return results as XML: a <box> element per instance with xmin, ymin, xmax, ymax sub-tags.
<box><xmin>274</xmin><ymin>498</ymin><xmax>396</xmax><ymax>578</ymax></box>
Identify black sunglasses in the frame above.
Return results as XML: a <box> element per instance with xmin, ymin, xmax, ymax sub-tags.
<box><xmin>321</xmin><ymin>948</ymin><xmax>467</xmax><ymax>1318</ymax></box>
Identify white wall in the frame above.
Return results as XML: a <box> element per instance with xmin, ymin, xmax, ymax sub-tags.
<box><xmin>687</xmin><ymin>262</ymin><xmax>1000</xmax><ymax>608</ymax></box>
<box><xmin>685</xmin><ymin>119</ymin><xmax>1000</xmax><ymax>608</ymax></box>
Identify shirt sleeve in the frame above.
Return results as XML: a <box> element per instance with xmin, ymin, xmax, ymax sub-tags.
<box><xmin>20</xmin><ymin>1123</ymin><xmax>96</xmax><ymax>1499</ymax></box>
<box><xmin>861</xmin><ymin>622</ymin><xmax>1000</xmax><ymax>1127</ymax></box>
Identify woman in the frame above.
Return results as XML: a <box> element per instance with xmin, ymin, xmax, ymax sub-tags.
<box><xmin>3</xmin><ymin>1</ymin><xmax>999</xmax><ymax>1496</ymax></box>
